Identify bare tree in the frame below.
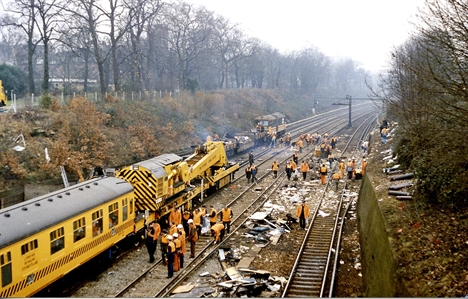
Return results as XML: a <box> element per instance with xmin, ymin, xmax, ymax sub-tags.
<box><xmin>2</xmin><ymin>0</ymin><xmax>40</xmax><ymax>94</ymax></box>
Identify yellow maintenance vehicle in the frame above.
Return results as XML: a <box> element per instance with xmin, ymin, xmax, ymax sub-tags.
<box><xmin>0</xmin><ymin>80</ymin><xmax>7</xmax><ymax>111</ymax></box>
<box><xmin>116</xmin><ymin>140</ymin><xmax>239</xmax><ymax>224</ymax></box>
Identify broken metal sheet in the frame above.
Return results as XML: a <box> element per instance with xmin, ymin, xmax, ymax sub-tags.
<box><xmin>219</xmin><ymin>249</ymin><xmax>226</xmax><ymax>261</ymax></box>
<box><xmin>249</xmin><ymin>212</ymin><xmax>270</xmax><ymax>220</ymax></box>
<box><xmin>224</xmin><ymin>267</ymin><xmax>243</xmax><ymax>280</ymax></box>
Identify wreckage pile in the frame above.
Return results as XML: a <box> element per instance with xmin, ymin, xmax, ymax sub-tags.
<box><xmin>171</xmin><ymin>175</ymin><xmax>360</xmax><ymax>297</ymax></box>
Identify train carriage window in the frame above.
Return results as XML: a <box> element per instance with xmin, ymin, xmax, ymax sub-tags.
<box><xmin>108</xmin><ymin>202</ymin><xmax>119</xmax><ymax>228</ymax></box>
<box><xmin>50</xmin><ymin>227</ymin><xmax>65</xmax><ymax>255</ymax></box>
<box><xmin>122</xmin><ymin>198</ymin><xmax>128</xmax><ymax>221</ymax></box>
<box><xmin>1</xmin><ymin>252</ymin><xmax>12</xmax><ymax>287</ymax></box>
<box><xmin>73</xmin><ymin>217</ymin><xmax>86</xmax><ymax>242</ymax></box>
<box><xmin>21</xmin><ymin>239</ymin><xmax>38</xmax><ymax>255</ymax></box>
<box><xmin>92</xmin><ymin>209</ymin><xmax>103</xmax><ymax>237</ymax></box>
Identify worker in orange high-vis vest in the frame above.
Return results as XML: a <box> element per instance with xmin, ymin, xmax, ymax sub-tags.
<box><xmin>296</xmin><ymin>200</ymin><xmax>310</xmax><ymax>230</ymax></box>
<box><xmin>209</xmin><ymin>206</ymin><xmax>217</xmax><ymax>227</ymax></box>
<box><xmin>300</xmin><ymin>161</ymin><xmax>310</xmax><ymax>181</ymax></box>
<box><xmin>166</xmin><ymin>235</ymin><xmax>175</xmax><ymax>278</ymax></box>
<box><xmin>272</xmin><ymin>161</ymin><xmax>279</xmax><ymax>178</ymax></box>
<box><xmin>192</xmin><ymin>208</ymin><xmax>203</xmax><ymax>237</ymax></box>
<box><xmin>172</xmin><ymin>233</ymin><xmax>181</xmax><ymax>272</ymax></box>
<box><xmin>332</xmin><ymin>172</ymin><xmax>340</xmax><ymax>191</ymax></box>
<box><xmin>169</xmin><ymin>206</ymin><xmax>182</xmax><ymax>225</ymax></box>
<box><xmin>320</xmin><ymin>164</ymin><xmax>327</xmax><ymax>185</ymax></box>
<box><xmin>177</xmin><ymin>224</ymin><xmax>186</xmax><ymax>268</ymax></box>
<box><xmin>211</xmin><ymin>223</ymin><xmax>225</xmax><ymax>244</ymax></box>
<box><xmin>220</xmin><ymin>206</ymin><xmax>233</xmax><ymax>234</ymax></box>
<box><xmin>339</xmin><ymin>159</ymin><xmax>345</xmax><ymax>179</ymax></box>
<box><xmin>362</xmin><ymin>158</ymin><xmax>367</xmax><ymax>175</ymax></box>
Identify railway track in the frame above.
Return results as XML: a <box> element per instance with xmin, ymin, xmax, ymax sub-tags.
<box><xmin>282</xmin><ymin>113</ymin><xmax>376</xmax><ymax>297</ymax></box>
<box><xmin>60</xmin><ymin>103</ymin><xmax>376</xmax><ymax>298</ymax></box>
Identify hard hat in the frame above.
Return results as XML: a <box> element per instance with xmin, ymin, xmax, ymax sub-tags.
<box><xmin>188</xmin><ymin>219</ymin><xmax>193</xmax><ymax>224</ymax></box>
<box><xmin>173</xmin><ymin>233</ymin><xmax>178</xmax><ymax>238</ymax></box>
<box><xmin>167</xmin><ymin>235</ymin><xmax>173</xmax><ymax>240</ymax></box>
<box><xmin>177</xmin><ymin>224</ymin><xmax>183</xmax><ymax>229</ymax></box>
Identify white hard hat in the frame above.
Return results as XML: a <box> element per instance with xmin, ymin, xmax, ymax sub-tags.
<box><xmin>177</xmin><ymin>224</ymin><xmax>183</xmax><ymax>229</ymax></box>
<box><xmin>172</xmin><ymin>233</ymin><xmax>178</xmax><ymax>238</ymax></box>
<box><xmin>167</xmin><ymin>235</ymin><xmax>173</xmax><ymax>240</ymax></box>
<box><xmin>188</xmin><ymin>219</ymin><xmax>193</xmax><ymax>224</ymax></box>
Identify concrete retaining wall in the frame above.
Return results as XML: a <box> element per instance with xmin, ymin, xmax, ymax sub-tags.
<box><xmin>357</xmin><ymin>174</ymin><xmax>410</xmax><ymax>297</ymax></box>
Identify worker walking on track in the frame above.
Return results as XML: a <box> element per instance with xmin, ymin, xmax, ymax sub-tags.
<box><xmin>285</xmin><ymin>161</ymin><xmax>293</xmax><ymax>181</ymax></box>
<box><xmin>251</xmin><ymin>164</ymin><xmax>258</xmax><ymax>183</ymax></box>
<box><xmin>187</xmin><ymin>219</ymin><xmax>198</xmax><ymax>258</ymax></box>
<box><xmin>339</xmin><ymin>159</ymin><xmax>345</xmax><ymax>179</ymax></box>
<box><xmin>362</xmin><ymin>158</ymin><xmax>367</xmax><ymax>175</ymax></box>
<box><xmin>346</xmin><ymin>159</ymin><xmax>354</xmax><ymax>179</ymax></box>
<box><xmin>296</xmin><ymin>200</ymin><xmax>310</xmax><ymax>230</ymax></box>
<box><xmin>177</xmin><ymin>224</ymin><xmax>186</xmax><ymax>268</ymax></box>
<box><xmin>211</xmin><ymin>223</ymin><xmax>225</xmax><ymax>244</ymax></box>
<box><xmin>300</xmin><ymin>160</ymin><xmax>309</xmax><ymax>181</ymax></box>
<box><xmin>272</xmin><ymin>161</ymin><xmax>279</xmax><ymax>178</ymax></box>
<box><xmin>166</xmin><ymin>235</ymin><xmax>175</xmax><ymax>278</ymax></box>
<box><xmin>320</xmin><ymin>164</ymin><xmax>328</xmax><ymax>185</ymax></box>
<box><xmin>245</xmin><ymin>165</ymin><xmax>252</xmax><ymax>183</ymax></box>
<box><xmin>332</xmin><ymin>172</ymin><xmax>340</xmax><ymax>191</ymax></box>
<box><xmin>220</xmin><ymin>206</ymin><xmax>233</xmax><ymax>234</ymax></box>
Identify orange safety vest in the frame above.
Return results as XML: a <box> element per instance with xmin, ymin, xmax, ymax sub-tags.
<box><xmin>272</xmin><ymin>162</ymin><xmax>279</xmax><ymax>171</ymax></box>
<box><xmin>209</xmin><ymin>208</ymin><xmax>217</xmax><ymax>223</ymax></box>
<box><xmin>333</xmin><ymin>173</ymin><xmax>340</xmax><ymax>180</ymax></box>
<box><xmin>167</xmin><ymin>241</ymin><xmax>175</xmax><ymax>253</ymax></box>
<box><xmin>300</xmin><ymin>162</ymin><xmax>309</xmax><ymax>173</ymax></box>
<box><xmin>153</xmin><ymin>223</ymin><xmax>161</xmax><ymax>241</ymax></box>
<box><xmin>169</xmin><ymin>209</ymin><xmax>182</xmax><ymax>225</ymax></box>
<box><xmin>161</xmin><ymin>234</ymin><xmax>168</xmax><ymax>245</ymax></box>
<box><xmin>178</xmin><ymin>230</ymin><xmax>186</xmax><ymax>253</ymax></box>
<box><xmin>296</xmin><ymin>204</ymin><xmax>310</xmax><ymax>218</ymax></box>
<box><xmin>320</xmin><ymin>166</ymin><xmax>327</xmax><ymax>174</ymax></box>
<box><xmin>193</xmin><ymin>211</ymin><xmax>202</xmax><ymax>226</ymax></box>
<box><xmin>221</xmin><ymin>208</ymin><xmax>232</xmax><ymax>222</ymax></box>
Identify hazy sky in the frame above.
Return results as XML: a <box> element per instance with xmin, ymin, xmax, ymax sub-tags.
<box><xmin>184</xmin><ymin>0</ymin><xmax>426</xmax><ymax>73</ymax></box>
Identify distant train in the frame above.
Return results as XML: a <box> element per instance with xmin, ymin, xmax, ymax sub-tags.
<box><xmin>222</xmin><ymin>112</ymin><xmax>287</xmax><ymax>156</ymax></box>
<box><xmin>0</xmin><ymin>141</ymin><xmax>238</xmax><ymax>297</ymax></box>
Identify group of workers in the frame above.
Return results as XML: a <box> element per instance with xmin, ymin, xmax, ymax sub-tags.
<box><xmin>146</xmin><ymin>204</ymin><xmax>233</xmax><ymax>278</ymax></box>
<box><xmin>244</xmin><ymin>130</ymin><xmax>370</xmax><ymax>189</ymax></box>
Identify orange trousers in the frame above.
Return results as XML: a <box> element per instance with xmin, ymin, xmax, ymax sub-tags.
<box><xmin>321</xmin><ymin>174</ymin><xmax>326</xmax><ymax>185</ymax></box>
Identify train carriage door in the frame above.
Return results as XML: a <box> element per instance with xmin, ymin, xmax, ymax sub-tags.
<box><xmin>122</xmin><ymin>198</ymin><xmax>129</xmax><ymax>222</ymax></box>
<box><xmin>1</xmin><ymin>252</ymin><xmax>12</xmax><ymax>289</ymax></box>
